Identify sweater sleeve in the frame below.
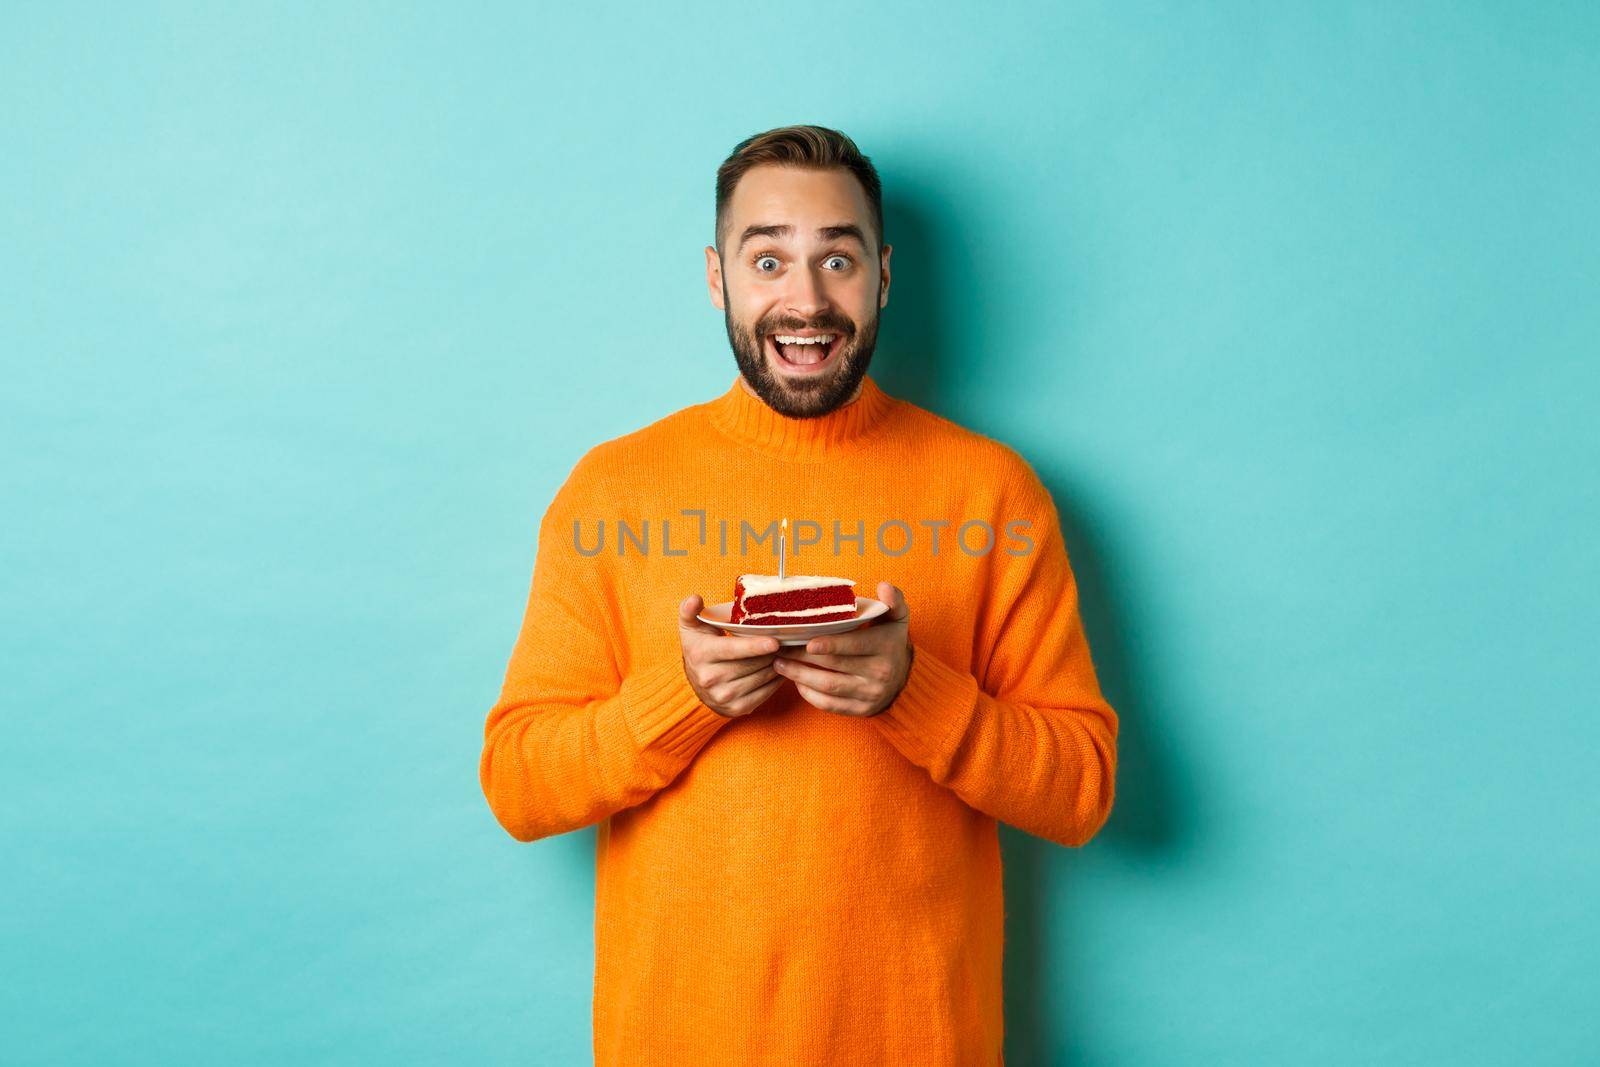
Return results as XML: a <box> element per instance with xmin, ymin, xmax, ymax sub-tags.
<box><xmin>868</xmin><ymin>457</ymin><xmax>1118</xmax><ymax>848</ymax></box>
<box><xmin>479</xmin><ymin>460</ymin><xmax>732</xmax><ymax>843</ymax></box>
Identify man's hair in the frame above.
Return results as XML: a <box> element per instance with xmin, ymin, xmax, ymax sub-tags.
<box><xmin>714</xmin><ymin>124</ymin><xmax>884</xmax><ymax>259</ymax></box>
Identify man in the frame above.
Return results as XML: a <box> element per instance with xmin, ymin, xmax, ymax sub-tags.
<box><xmin>480</xmin><ymin>124</ymin><xmax>1118</xmax><ymax>1066</ymax></box>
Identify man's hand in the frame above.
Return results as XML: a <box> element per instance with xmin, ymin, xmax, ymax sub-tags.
<box><xmin>771</xmin><ymin>581</ymin><xmax>913</xmax><ymax>718</ymax></box>
<box><xmin>679</xmin><ymin>594</ymin><xmax>785</xmax><ymax>718</ymax></box>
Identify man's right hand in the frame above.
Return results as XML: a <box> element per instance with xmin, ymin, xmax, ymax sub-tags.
<box><xmin>678</xmin><ymin>594</ymin><xmax>785</xmax><ymax>718</ymax></box>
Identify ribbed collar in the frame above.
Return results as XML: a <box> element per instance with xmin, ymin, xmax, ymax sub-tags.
<box><xmin>706</xmin><ymin>373</ymin><xmax>897</xmax><ymax>461</ymax></box>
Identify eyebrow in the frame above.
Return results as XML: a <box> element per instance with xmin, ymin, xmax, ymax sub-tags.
<box><xmin>737</xmin><ymin>223</ymin><xmax>869</xmax><ymax>253</ymax></box>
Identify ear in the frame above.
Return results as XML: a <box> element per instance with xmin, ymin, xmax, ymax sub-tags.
<box><xmin>879</xmin><ymin>242</ymin><xmax>892</xmax><ymax>308</ymax></box>
<box><xmin>705</xmin><ymin>246</ymin><xmax>725</xmax><ymax>310</ymax></box>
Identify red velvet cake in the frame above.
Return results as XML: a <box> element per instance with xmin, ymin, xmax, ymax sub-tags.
<box><xmin>730</xmin><ymin>574</ymin><xmax>857</xmax><ymax>626</ymax></box>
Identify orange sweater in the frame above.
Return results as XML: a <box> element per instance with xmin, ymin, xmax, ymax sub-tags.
<box><xmin>480</xmin><ymin>373</ymin><xmax>1118</xmax><ymax>1066</ymax></box>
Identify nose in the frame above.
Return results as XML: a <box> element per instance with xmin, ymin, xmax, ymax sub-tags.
<box><xmin>784</xmin><ymin>261</ymin><xmax>829</xmax><ymax>320</ymax></box>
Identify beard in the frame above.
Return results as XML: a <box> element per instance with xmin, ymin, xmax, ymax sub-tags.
<box><xmin>722</xmin><ymin>278</ymin><xmax>880</xmax><ymax>419</ymax></box>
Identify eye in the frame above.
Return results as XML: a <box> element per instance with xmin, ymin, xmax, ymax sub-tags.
<box><xmin>754</xmin><ymin>255</ymin><xmax>780</xmax><ymax>272</ymax></box>
<box><xmin>824</xmin><ymin>254</ymin><xmax>851</xmax><ymax>270</ymax></box>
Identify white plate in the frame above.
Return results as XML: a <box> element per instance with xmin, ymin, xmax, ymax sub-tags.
<box><xmin>698</xmin><ymin>596</ymin><xmax>889</xmax><ymax>646</ymax></box>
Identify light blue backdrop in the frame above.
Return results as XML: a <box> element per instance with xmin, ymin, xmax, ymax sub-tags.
<box><xmin>4</xmin><ymin>3</ymin><xmax>1595</xmax><ymax>1064</ymax></box>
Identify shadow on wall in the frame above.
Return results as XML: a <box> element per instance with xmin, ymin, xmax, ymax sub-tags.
<box><xmin>999</xmin><ymin>479</ymin><xmax>1182</xmax><ymax>1065</ymax></box>
<box><xmin>867</xmin><ymin>190</ymin><xmax>951</xmax><ymax>413</ymax></box>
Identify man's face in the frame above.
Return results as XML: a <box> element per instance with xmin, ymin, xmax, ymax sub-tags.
<box><xmin>706</xmin><ymin>165</ymin><xmax>891</xmax><ymax>418</ymax></box>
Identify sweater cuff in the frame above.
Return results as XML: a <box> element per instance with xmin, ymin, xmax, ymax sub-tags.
<box><xmin>869</xmin><ymin>643</ymin><xmax>981</xmax><ymax>769</ymax></box>
<box><xmin>617</xmin><ymin>655</ymin><xmax>731</xmax><ymax>767</ymax></box>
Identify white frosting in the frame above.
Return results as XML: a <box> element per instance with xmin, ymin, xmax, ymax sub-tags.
<box><xmin>742</xmin><ymin>603</ymin><xmax>860</xmax><ymax>620</ymax></box>
<box><xmin>737</xmin><ymin>573</ymin><xmax>854</xmax><ymax>595</ymax></box>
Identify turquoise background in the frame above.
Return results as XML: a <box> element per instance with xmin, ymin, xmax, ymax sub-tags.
<box><xmin>4</xmin><ymin>3</ymin><xmax>1596</xmax><ymax>1064</ymax></box>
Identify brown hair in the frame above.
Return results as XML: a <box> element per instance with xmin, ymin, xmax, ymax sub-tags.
<box><xmin>714</xmin><ymin>124</ymin><xmax>884</xmax><ymax>258</ymax></box>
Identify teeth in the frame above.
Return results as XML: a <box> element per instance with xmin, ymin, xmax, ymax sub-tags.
<box><xmin>774</xmin><ymin>334</ymin><xmax>834</xmax><ymax>345</ymax></box>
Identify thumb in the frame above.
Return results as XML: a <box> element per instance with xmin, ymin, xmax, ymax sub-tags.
<box><xmin>679</xmin><ymin>593</ymin><xmax>723</xmax><ymax>634</ymax></box>
<box><xmin>878</xmin><ymin>582</ymin><xmax>911</xmax><ymax>623</ymax></box>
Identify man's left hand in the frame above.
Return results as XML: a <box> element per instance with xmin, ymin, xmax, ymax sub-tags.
<box><xmin>772</xmin><ymin>581</ymin><xmax>913</xmax><ymax>718</ymax></box>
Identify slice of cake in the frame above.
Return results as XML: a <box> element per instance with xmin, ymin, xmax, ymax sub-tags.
<box><xmin>731</xmin><ymin>574</ymin><xmax>857</xmax><ymax>626</ymax></box>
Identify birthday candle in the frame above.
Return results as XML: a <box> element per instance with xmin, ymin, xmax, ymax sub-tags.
<box><xmin>779</xmin><ymin>517</ymin><xmax>787</xmax><ymax>580</ymax></box>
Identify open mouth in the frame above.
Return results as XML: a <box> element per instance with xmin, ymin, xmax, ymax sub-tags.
<box><xmin>766</xmin><ymin>332</ymin><xmax>844</xmax><ymax>373</ymax></box>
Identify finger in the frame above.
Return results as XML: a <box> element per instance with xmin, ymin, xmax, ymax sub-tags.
<box><xmin>680</xmin><ymin>596</ymin><xmax>779</xmax><ymax>654</ymax></box>
<box><xmin>773</xmin><ymin>656</ymin><xmax>870</xmax><ymax>699</ymax></box>
<box><xmin>878</xmin><ymin>581</ymin><xmax>911</xmax><ymax>623</ymax></box>
<box><xmin>804</xmin><ymin>631</ymin><xmax>881</xmax><ymax>657</ymax></box>
<box><xmin>699</xmin><ymin>633</ymin><xmax>782</xmax><ymax>662</ymax></box>
<box><xmin>778</xmin><ymin>649</ymin><xmax>863</xmax><ymax>673</ymax></box>
<box><xmin>790</xmin><ymin>681</ymin><xmax>871</xmax><ymax>717</ymax></box>
<box><xmin>679</xmin><ymin>594</ymin><xmax>727</xmax><ymax>635</ymax></box>
<box><xmin>729</xmin><ymin>672</ymin><xmax>787</xmax><ymax>716</ymax></box>
<box><xmin>717</xmin><ymin>656</ymin><xmax>782</xmax><ymax>685</ymax></box>
<box><xmin>725</xmin><ymin>662</ymin><xmax>779</xmax><ymax>697</ymax></box>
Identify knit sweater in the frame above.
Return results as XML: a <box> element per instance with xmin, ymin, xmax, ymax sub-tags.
<box><xmin>480</xmin><ymin>373</ymin><xmax>1118</xmax><ymax>1066</ymax></box>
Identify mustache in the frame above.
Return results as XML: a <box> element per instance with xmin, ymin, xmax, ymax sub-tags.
<box><xmin>761</xmin><ymin>321</ymin><xmax>852</xmax><ymax>335</ymax></box>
